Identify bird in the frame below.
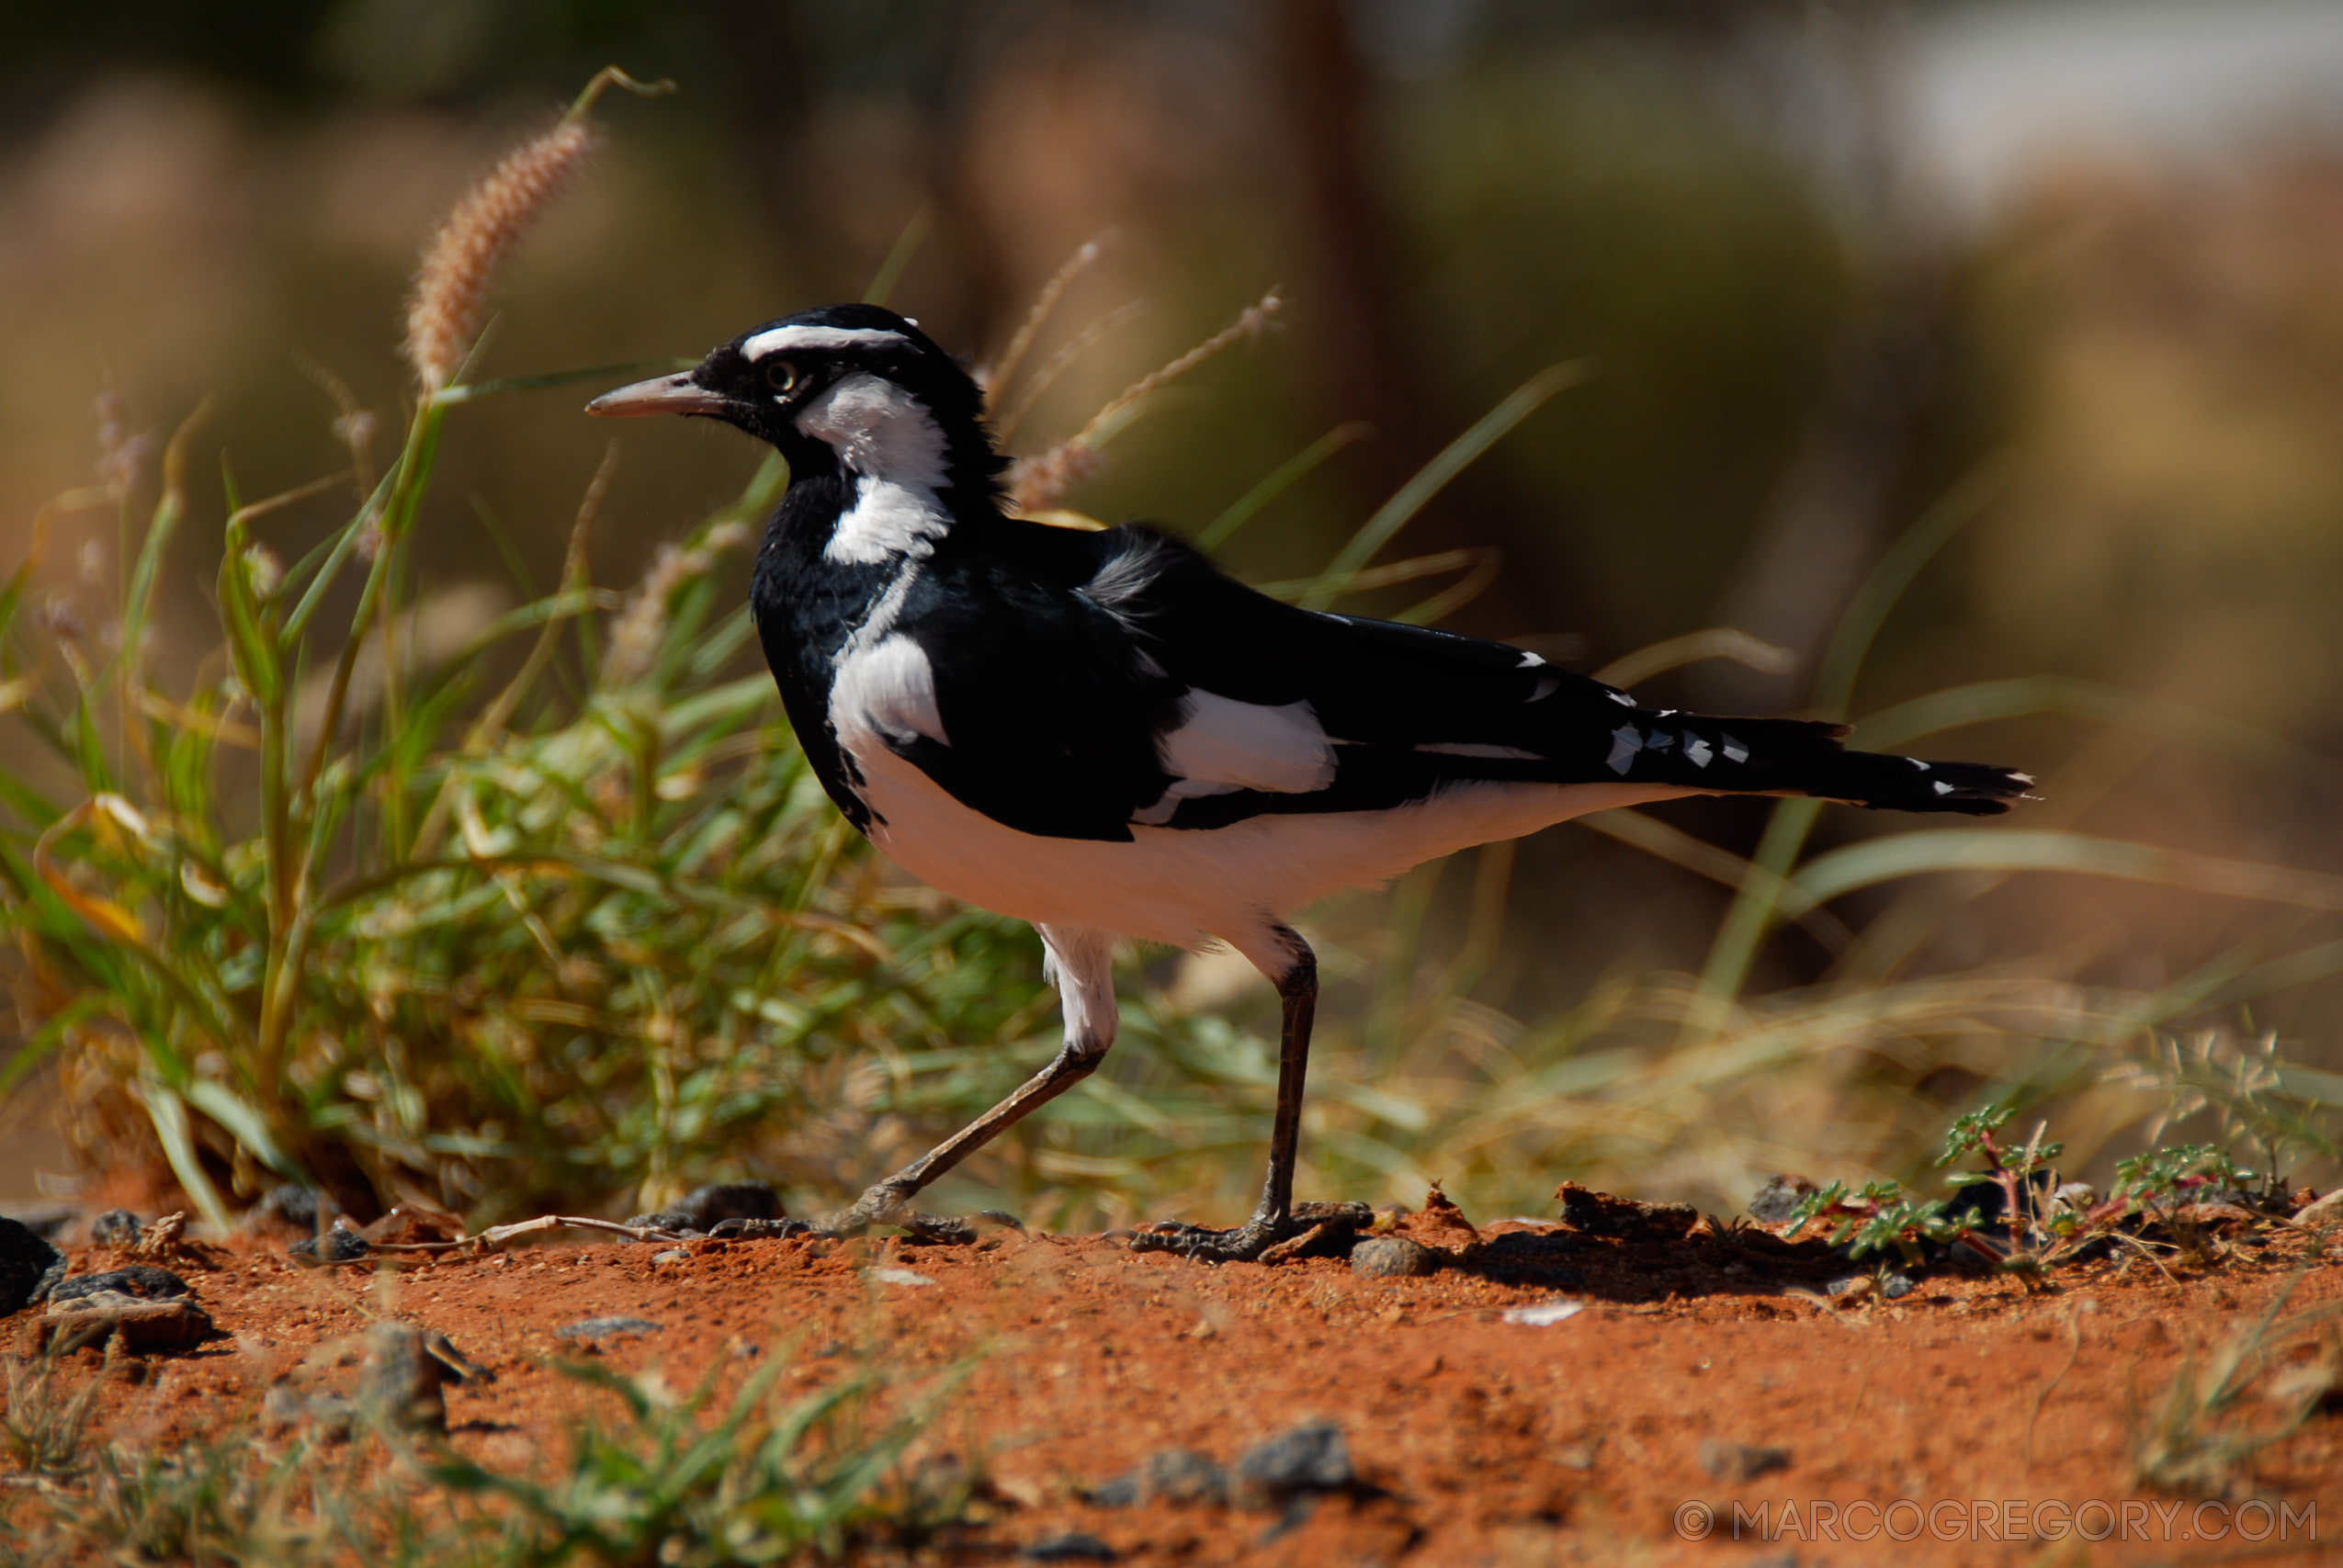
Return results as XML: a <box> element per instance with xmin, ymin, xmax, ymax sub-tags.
<box><xmin>587</xmin><ymin>303</ymin><xmax>2032</xmax><ymax>1261</ymax></box>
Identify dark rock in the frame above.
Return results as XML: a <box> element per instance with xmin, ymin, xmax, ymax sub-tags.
<box><xmin>288</xmin><ymin>1227</ymin><xmax>371</xmax><ymax>1266</ymax></box>
<box><xmin>555</xmin><ymin>1315</ymin><xmax>662</xmax><ymax>1341</ymax></box>
<box><xmin>1024</xmin><ymin>1531</ymin><xmax>1115</xmax><ymax>1562</ymax></box>
<box><xmin>1880</xmin><ymin>1271</ymin><xmax>1914</xmax><ymax>1300</ymax></box>
<box><xmin>1699</xmin><ymin>1439</ymin><xmax>1792</xmax><ymax>1483</ymax></box>
<box><xmin>1088</xmin><ymin>1472</ymin><xmax>1142</xmax><ymax>1508</ymax></box>
<box><xmin>1351</xmin><ymin>1235</ymin><xmax>1439</xmax><ymax>1279</ymax></box>
<box><xmin>1556</xmin><ymin>1181</ymin><xmax>1699</xmax><ymax>1240</ymax></box>
<box><xmin>1236</xmin><ymin>1421</ymin><xmax>1351</xmax><ymax>1505</ymax></box>
<box><xmin>38</xmin><ymin>1291</ymin><xmax>220</xmax><ymax>1354</ymax></box>
<box><xmin>1748</xmin><ymin>1175</ymin><xmax>1819</xmax><ymax>1226</ymax></box>
<box><xmin>51</xmin><ymin>1266</ymin><xmax>189</xmax><ymax>1303</ymax></box>
<box><xmin>628</xmin><ymin>1181</ymin><xmax>782</xmax><ymax>1235</ymax></box>
<box><xmin>0</xmin><ymin>1215</ymin><xmax>69</xmax><ymax>1314</ymax></box>
<box><xmin>87</xmin><ymin>1209</ymin><xmax>142</xmax><ymax>1247</ymax></box>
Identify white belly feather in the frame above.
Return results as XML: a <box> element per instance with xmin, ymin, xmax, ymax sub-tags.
<box><xmin>844</xmin><ymin>735</ymin><xmax>1688</xmax><ymax>950</ymax></box>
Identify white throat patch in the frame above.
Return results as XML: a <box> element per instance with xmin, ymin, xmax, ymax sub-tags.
<box><xmin>797</xmin><ymin>372</ymin><xmax>955</xmax><ymax>566</ymax></box>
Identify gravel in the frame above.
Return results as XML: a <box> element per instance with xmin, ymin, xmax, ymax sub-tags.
<box><xmin>1350</xmin><ymin>1235</ymin><xmax>1439</xmax><ymax>1279</ymax></box>
<box><xmin>0</xmin><ymin>1215</ymin><xmax>69</xmax><ymax>1314</ymax></box>
<box><xmin>51</xmin><ymin>1266</ymin><xmax>190</xmax><ymax>1303</ymax></box>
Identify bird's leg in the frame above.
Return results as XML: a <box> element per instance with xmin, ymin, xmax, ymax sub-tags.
<box><xmin>1131</xmin><ymin>926</ymin><xmax>1369</xmax><ymax>1262</ymax></box>
<box><xmin>820</xmin><ymin>924</ymin><xmax>1115</xmax><ymax>1243</ymax></box>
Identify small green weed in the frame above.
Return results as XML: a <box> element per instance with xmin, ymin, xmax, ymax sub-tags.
<box><xmin>1785</xmin><ymin>1101</ymin><xmax>2302</xmax><ymax>1280</ymax></box>
<box><xmin>0</xmin><ymin>1341</ymin><xmax>976</xmax><ymax>1567</ymax></box>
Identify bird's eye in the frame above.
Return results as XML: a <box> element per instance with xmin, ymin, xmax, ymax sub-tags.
<box><xmin>764</xmin><ymin>360</ymin><xmax>799</xmax><ymax>396</ymax></box>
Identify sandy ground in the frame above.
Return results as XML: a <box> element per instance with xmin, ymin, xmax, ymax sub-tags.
<box><xmin>10</xmin><ymin>1190</ymin><xmax>2341</xmax><ymax>1567</ymax></box>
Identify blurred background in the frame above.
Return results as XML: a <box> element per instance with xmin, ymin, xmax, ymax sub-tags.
<box><xmin>7</xmin><ymin>0</ymin><xmax>2343</xmax><ymax>1221</ymax></box>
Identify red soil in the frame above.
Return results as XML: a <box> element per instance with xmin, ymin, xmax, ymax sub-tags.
<box><xmin>14</xmin><ymin>1193</ymin><xmax>2341</xmax><ymax>1566</ymax></box>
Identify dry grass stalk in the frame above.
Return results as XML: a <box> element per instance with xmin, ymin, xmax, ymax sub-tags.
<box><xmin>1004</xmin><ymin>288</ymin><xmax>1284</xmax><ymax>514</ymax></box>
<box><xmin>602</xmin><ymin>521</ymin><xmax>751</xmax><ymax>689</ymax></box>
<box><xmin>980</xmin><ymin>231</ymin><xmax>1112</xmax><ymax>410</ymax></box>
<box><xmin>403</xmin><ymin>118</ymin><xmax>598</xmax><ymax>392</ymax></box>
<box><xmin>994</xmin><ymin>300</ymin><xmax>1147</xmax><ymax>442</ymax></box>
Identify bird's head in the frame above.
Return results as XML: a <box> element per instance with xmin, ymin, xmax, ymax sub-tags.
<box><xmin>586</xmin><ymin>303</ymin><xmax>1002</xmax><ymax>495</ymax></box>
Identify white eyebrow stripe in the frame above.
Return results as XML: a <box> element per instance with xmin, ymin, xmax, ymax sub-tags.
<box><xmin>741</xmin><ymin>325</ymin><xmax>910</xmax><ymax>360</ymax></box>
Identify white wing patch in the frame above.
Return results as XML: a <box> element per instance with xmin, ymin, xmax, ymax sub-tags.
<box><xmin>1158</xmin><ymin>692</ymin><xmax>1336</xmax><ymax>795</ymax></box>
<box><xmin>742</xmin><ymin>324</ymin><xmax>909</xmax><ymax>359</ymax></box>
<box><xmin>1605</xmin><ymin>726</ymin><xmax>1643</xmax><ymax>774</ymax></box>
<box><xmin>830</xmin><ymin>633</ymin><xmax>947</xmax><ymax>750</ymax></box>
<box><xmin>798</xmin><ymin>374</ymin><xmax>955</xmax><ymax>565</ymax></box>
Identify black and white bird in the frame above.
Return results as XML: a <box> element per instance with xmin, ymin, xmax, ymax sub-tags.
<box><xmin>588</xmin><ymin>304</ymin><xmax>2031</xmax><ymax>1261</ymax></box>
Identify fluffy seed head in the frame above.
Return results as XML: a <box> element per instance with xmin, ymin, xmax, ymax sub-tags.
<box><xmin>404</xmin><ymin>118</ymin><xmax>597</xmax><ymax>392</ymax></box>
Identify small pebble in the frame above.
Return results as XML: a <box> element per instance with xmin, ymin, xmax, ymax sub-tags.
<box><xmin>1749</xmin><ymin>1175</ymin><xmax>1819</xmax><ymax>1225</ymax></box>
<box><xmin>1350</xmin><ymin>1235</ymin><xmax>1438</xmax><ymax>1279</ymax></box>
<box><xmin>555</xmin><ymin>1315</ymin><xmax>662</xmax><ymax>1341</ymax></box>
<box><xmin>1699</xmin><ymin>1439</ymin><xmax>1792</xmax><ymax>1483</ymax></box>
<box><xmin>1024</xmin><ymin>1531</ymin><xmax>1115</xmax><ymax>1562</ymax></box>
<box><xmin>289</xmin><ymin>1228</ymin><xmax>371</xmax><ymax>1266</ymax></box>
<box><xmin>870</xmin><ymin>1267</ymin><xmax>936</xmax><ymax>1287</ymax></box>
<box><xmin>651</xmin><ymin>1249</ymin><xmax>691</xmax><ymax>1267</ymax></box>
<box><xmin>87</xmin><ymin>1209</ymin><xmax>142</xmax><ymax>1247</ymax></box>
<box><xmin>1880</xmin><ymin>1272</ymin><xmax>1915</xmax><ymax>1300</ymax></box>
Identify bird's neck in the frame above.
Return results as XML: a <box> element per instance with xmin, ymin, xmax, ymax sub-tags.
<box><xmin>779</xmin><ymin>372</ymin><xmax>1002</xmax><ymax>568</ymax></box>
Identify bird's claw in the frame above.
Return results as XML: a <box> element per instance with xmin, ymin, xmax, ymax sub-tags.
<box><xmin>1128</xmin><ymin>1201</ymin><xmax>1373</xmax><ymax>1263</ymax></box>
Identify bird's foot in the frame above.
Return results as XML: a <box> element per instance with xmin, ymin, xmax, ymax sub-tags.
<box><xmin>813</xmin><ymin>1182</ymin><xmax>1023</xmax><ymax>1246</ymax></box>
<box><xmin>1128</xmin><ymin>1201</ymin><xmax>1373</xmax><ymax>1264</ymax></box>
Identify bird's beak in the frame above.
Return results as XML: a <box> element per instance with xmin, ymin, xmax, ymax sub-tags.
<box><xmin>585</xmin><ymin>371</ymin><xmax>730</xmax><ymax>418</ymax></box>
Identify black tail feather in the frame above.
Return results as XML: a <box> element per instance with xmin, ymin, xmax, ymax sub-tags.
<box><xmin>1617</xmin><ymin>712</ymin><xmax>2032</xmax><ymax>816</ymax></box>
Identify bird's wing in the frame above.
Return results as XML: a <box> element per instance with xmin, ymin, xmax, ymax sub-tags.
<box><xmin>873</xmin><ymin>524</ymin><xmax>2025</xmax><ymax>842</ymax></box>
